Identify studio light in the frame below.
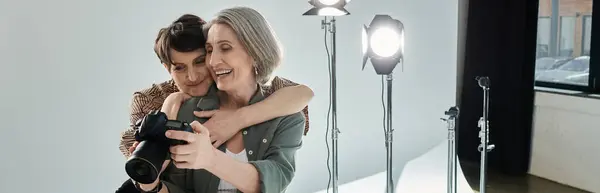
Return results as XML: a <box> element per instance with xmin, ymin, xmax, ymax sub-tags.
<box><xmin>476</xmin><ymin>76</ymin><xmax>495</xmax><ymax>193</ymax></box>
<box><xmin>441</xmin><ymin>106</ymin><xmax>460</xmax><ymax>193</ymax></box>
<box><xmin>303</xmin><ymin>2</ymin><xmax>350</xmax><ymax>193</ymax></box>
<box><xmin>362</xmin><ymin>14</ymin><xmax>405</xmax><ymax>75</ymax></box>
<box><xmin>303</xmin><ymin>0</ymin><xmax>351</xmax><ymax>16</ymax></box>
<box><xmin>360</xmin><ymin>14</ymin><xmax>405</xmax><ymax>193</ymax></box>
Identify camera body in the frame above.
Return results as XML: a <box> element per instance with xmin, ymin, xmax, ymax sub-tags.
<box><xmin>135</xmin><ymin>110</ymin><xmax>194</xmax><ymax>146</ymax></box>
<box><xmin>124</xmin><ymin>110</ymin><xmax>194</xmax><ymax>184</ymax></box>
<box><xmin>124</xmin><ymin>95</ymin><xmax>220</xmax><ymax>185</ymax></box>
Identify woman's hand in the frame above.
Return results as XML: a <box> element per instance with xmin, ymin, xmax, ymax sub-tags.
<box><xmin>128</xmin><ymin>141</ymin><xmax>139</xmax><ymax>154</ymax></box>
<box><xmin>194</xmin><ymin>109</ymin><xmax>244</xmax><ymax>148</ymax></box>
<box><xmin>161</xmin><ymin>92</ymin><xmax>192</xmax><ymax>119</ymax></box>
<box><xmin>166</xmin><ymin>121</ymin><xmax>217</xmax><ymax>170</ymax></box>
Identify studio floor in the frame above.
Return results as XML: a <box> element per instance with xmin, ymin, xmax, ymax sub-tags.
<box><xmin>460</xmin><ymin>161</ymin><xmax>591</xmax><ymax>193</ymax></box>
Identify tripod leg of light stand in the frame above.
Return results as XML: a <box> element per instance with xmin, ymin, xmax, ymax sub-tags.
<box><xmin>385</xmin><ymin>74</ymin><xmax>394</xmax><ymax>193</ymax></box>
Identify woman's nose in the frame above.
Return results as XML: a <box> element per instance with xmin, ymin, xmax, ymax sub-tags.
<box><xmin>187</xmin><ymin>69</ymin><xmax>198</xmax><ymax>81</ymax></box>
<box><xmin>209</xmin><ymin>52</ymin><xmax>222</xmax><ymax>67</ymax></box>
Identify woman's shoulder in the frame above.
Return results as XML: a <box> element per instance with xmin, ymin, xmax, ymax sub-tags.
<box><xmin>131</xmin><ymin>79</ymin><xmax>179</xmax><ymax>108</ymax></box>
<box><xmin>134</xmin><ymin>79</ymin><xmax>178</xmax><ymax>97</ymax></box>
<box><xmin>261</xmin><ymin>76</ymin><xmax>299</xmax><ymax>95</ymax></box>
<box><xmin>274</xmin><ymin>112</ymin><xmax>306</xmax><ymax>130</ymax></box>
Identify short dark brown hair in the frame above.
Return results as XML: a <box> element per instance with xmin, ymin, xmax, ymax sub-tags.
<box><xmin>154</xmin><ymin>14</ymin><xmax>207</xmax><ymax>68</ymax></box>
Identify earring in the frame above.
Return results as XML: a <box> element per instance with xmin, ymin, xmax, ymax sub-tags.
<box><xmin>254</xmin><ymin>67</ymin><xmax>258</xmax><ymax>75</ymax></box>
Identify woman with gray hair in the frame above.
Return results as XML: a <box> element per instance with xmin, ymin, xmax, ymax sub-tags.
<box><xmin>135</xmin><ymin>7</ymin><xmax>305</xmax><ymax>193</ymax></box>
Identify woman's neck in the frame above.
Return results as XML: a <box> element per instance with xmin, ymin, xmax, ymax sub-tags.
<box><xmin>222</xmin><ymin>82</ymin><xmax>258</xmax><ymax>107</ymax></box>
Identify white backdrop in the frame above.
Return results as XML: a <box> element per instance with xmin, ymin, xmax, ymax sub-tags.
<box><xmin>0</xmin><ymin>0</ymin><xmax>458</xmax><ymax>192</ymax></box>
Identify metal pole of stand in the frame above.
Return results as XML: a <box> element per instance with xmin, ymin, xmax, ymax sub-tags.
<box><xmin>441</xmin><ymin>106</ymin><xmax>459</xmax><ymax>193</ymax></box>
<box><xmin>322</xmin><ymin>17</ymin><xmax>340</xmax><ymax>193</ymax></box>
<box><xmin>385</xmin><ymin>74</ymin><xmax>395</xmax><ymax>193</ymax></box>
<box><xmin>476</xmin><ymin>76</ymin><xmax>495</xmax><ymax>193</ymax></box>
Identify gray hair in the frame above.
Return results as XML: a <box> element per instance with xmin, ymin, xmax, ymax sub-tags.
<box><xmin>204</xmin><ymin>6</ymin><xmax>283</xmax><ymax>85</ymax></box>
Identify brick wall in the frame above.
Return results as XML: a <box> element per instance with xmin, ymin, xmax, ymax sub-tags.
<box><xmin>538</xmin><ymin>0</ymin><xmax>593</xmax><ymax>56</ymax></box>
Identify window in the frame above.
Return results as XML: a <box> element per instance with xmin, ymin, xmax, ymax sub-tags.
<box><xmin>535</xmin><ymin>0</ymin><xmax>597</xmax><ymax>92</ymax></box>
<box><xmin>559</xmin><ymin>16</ymin><xmax>576</xmax><ymax>57</ymax></box>
<box><xmin>537</xmin><ymin>17</ymin><xmax>551</xmax><ymax>57</ymax></box>
<box><xmin>582</xmin><ymin>15</ymin><xmax>592</xmax><ymax>56</ymax></box>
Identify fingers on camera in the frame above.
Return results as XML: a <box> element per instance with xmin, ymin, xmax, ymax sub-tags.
<box><xmin>166</xmin><ymin>131</ymin><xmax>196</xmax><ymax>143</ymax></box>
<box><xmin>170</xmin><ymin>145</ymin><xmax>194</xmax><ymax>155</ymax></box>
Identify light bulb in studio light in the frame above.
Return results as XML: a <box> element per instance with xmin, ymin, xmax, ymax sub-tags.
<box><xmin>303</xmin><ymin>0</ymin><xmax>350</xmax><ymax>16</ymax></box>
<box><xmin>318</xmin><ymin>7</ymin><xmax>348</xmax><ymax>16</ymax></box>
<box><xmin>318</xmin><ymin>0</ymin><xmax>341</xmax><ymax>6</ymax></box>
<box><xmin>370</xmin><ymin>27</ymin><xmax>402</xmax><ymax>58</ymax></box>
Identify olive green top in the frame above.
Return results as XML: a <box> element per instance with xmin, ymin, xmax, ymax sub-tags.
<box><xmin>161</xmin><ymin>85</ymin><xmax>305</xmax><ymax>193</ymax></box>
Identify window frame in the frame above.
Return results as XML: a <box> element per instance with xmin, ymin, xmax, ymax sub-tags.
<box><xmin>534</xmin><ymin>1</ymin><xmax>599</xmax><ymax>94</ymax></box>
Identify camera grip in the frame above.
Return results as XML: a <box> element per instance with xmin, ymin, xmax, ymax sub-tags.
<box><xmin>168</xmin><ymin>122</ymin><xmax>195</xmax><ymax>146</ymax></box>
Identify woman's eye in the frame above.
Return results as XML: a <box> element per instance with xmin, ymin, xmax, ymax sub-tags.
<box><xmin>220</xmin><ymin>45</ymin><xmax>231</xmax><ymax>50</ymax></box>
<box><xmin>173</xmin><ymin>65</ymin><xmax>185</xmax><ymax>71</ymax></box>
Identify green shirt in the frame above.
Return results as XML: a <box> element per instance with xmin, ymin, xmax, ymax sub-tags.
<box><xmin>161</xmin><ymin>85</ymin><xmax>306</xmax><ymax>193</ymax></box>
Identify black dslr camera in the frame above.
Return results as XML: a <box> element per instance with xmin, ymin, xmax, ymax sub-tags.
<box><xmin>124</xmin><ymin>110</ymin><xmax>194</xmax><ymax>184</ymax></box>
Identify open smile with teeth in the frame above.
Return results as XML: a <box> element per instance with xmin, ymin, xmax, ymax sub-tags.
<box><xmin>216</xmin><ymin>69</ymin><xmax>233</xmax><ymax>77</ymax></box>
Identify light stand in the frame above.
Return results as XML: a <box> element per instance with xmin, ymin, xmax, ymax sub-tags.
<box><xmin>303</xmin><ymin>1</ymin><xmax>349</xmax><ymax>193</ymax></box>
<box><xmin>322</xmin><ymin>17</ymin><xmax>341</xmax><ymax>193</ymax></box>
<box><xmin>384</xmin><ymin>74</ymin><xmax>394</xmax><ymax>193</ymax></box>
<box><xmin>441</xmin><ymin>106</ymin><xmax>459</xmax><ymax>193</ymax></box>
<box><xmin>361</xmin><ymin>15</ymin><xmax>405</xmax><ymax>193</ymax></box>
<box><xmin>476</xmin><ymin>76</ymin><xmax>495</xmax><ymax>193</ymax></box>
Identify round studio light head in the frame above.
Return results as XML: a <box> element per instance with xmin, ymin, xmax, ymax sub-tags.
<box><xmin>303</xmin><ymin>0</ymin><xmax>350</xmax><ymax>16</ymax></box>
<box><xmin>362</xmin><ymin>15</ymin><xmax>405</xmax><ymax>75</ymax></box>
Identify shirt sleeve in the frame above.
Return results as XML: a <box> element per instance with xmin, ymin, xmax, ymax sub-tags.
<box><xmin>119</xmin><ymin>92</ymin><xmax>153</xmax><ymax>158</ymax></box>
<box><xmin>248</xmin><ymin>112</ymin><xmax>306</xmax><ymax>193</ymax></box>
<box><xmin>265</xmin><ymin>76</ymin><xmax>311</xmax><ymax>136</ymax></box>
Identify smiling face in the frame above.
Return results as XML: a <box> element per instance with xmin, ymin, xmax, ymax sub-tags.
<box><xmin>205</xmin><ymin>23</ymin><xmax>256</xmax><ymax>92</ymax></box>
<box><xmin>165</xmin><ymin>48</ymin><xmax>213</xmax><ymax>96</ymax></box>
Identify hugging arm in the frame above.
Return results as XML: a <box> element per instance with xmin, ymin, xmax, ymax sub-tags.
<box><xmin>119</xmin><ymin>92</ymin><xmax>153</xmax><ymax>158</ymax></box>
<box><xmin>237</xmin><ymin>77</ymin><xmax>312</xmax><ymax>134</ymax></box>
<box><xmin>206</xmin><ymin>113</ymin><xmax>306</xmax><ymax>193</ymax></box>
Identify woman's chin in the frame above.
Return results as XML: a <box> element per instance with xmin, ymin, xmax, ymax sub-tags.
<box><xmin>215</xmin><ymin>77</ymin><xmax>231</xmax><ymax>90</ymax></box>
<box><xmin>216</xmin><ymin>82</ymin><xmax>230</xmax><ymax>91</ymax></box>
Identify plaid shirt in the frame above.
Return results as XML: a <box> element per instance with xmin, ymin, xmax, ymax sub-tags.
<box><xmin>118</xmin><ymin>76</ymin><xmax>310</xmax><ymax>158</ymax></box>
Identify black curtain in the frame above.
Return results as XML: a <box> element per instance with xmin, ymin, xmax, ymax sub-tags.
<box><xmin>457</xmin><ymin>0</ymin><xmax>538</xmax><ymax>175</ymax></box>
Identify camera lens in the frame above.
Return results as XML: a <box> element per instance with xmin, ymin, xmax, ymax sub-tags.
<box><xmin>134</xmin><ymin>163</ymin><xmax>151</xmax><ymax>176</ymax></box>
<box><xmin>125</xmin><ymin>158</ymin><xmax>159</xmax><ymax>184</ymax></box>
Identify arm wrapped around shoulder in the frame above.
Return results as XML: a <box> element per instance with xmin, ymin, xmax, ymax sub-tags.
<box><xmin>248</xmin><ymin>112</ymin><xmax>306</xmax><ymax>193</ymax></box>
<box><xmin>119</xmin><ymin>92</ymin><xmax>153</xmax><ymax>158</ymax></box>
